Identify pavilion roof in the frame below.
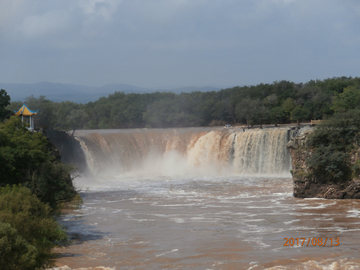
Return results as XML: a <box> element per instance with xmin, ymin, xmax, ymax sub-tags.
<box><xmin>14</xmin><ymin>103</ymin><xmax>38</xmax><ymax>116</ymax></box>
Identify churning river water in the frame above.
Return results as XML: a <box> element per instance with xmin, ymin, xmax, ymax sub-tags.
<box><xmin>51</xmin><ymin>128</ymin><xmax>360</xmax><ymax>270</ymax></box>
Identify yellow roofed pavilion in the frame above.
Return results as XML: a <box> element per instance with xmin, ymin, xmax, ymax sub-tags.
<box><xmin>14</xmin><ymin>102</ymin><xmax>38</xmax><ymax>130</ymax></box>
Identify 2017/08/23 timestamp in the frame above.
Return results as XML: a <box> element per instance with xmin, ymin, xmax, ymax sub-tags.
<box><xmin>284</xmin><ymin>237</ymin><xmax>340</xmax><ymax>247</ymax></box>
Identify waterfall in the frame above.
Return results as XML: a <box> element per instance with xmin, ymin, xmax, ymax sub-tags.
<box><xmin>75</xmin><ymin>127</ymin><xmax>295</xmax><ymax>177</ymax></box>
<box><xmin>232</xmin><ymin>129</ymin><xmax>292</xmax><ymax>174</ymax></box>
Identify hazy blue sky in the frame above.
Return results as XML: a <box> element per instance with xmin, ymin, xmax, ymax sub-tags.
<box><xmin>1</xmin><ymin>0</ymin><xmax>360</xmax><ymax>88</ymax></box>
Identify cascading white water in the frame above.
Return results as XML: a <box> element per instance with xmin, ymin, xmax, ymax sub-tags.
<box><xmin>74</xmin><ymin>127</ymin><xmax>295</xmax><ymax>177</ymax></box>
<box><xmin>232</xmin><ymin>129</ymin><xmax>292</xmax><ymax>174</ymax></box>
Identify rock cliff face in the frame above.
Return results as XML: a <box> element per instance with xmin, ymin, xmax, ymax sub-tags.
<box><xmin>287</xmin><ymin>128</ymin><xmax>360</xmax><ymax>199</ymax></box>
<box><xmin>45</xmin><ymin>129</ymin><xmax>88</xmax><ymax>174</ymax></box>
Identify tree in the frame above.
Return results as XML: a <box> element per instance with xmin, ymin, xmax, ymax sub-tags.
<box><xmin>235</xmin><ymin>98</ymin><xmax>255</xmax><ymax>127</ymax></box>
<box><xmin>263</xmin><ymin>93</ymin><xmax>278</xmax><ymax>107</ymax></box>
<box><xmin>0</xmin><ymin>89</ymin><xmax>11</xmax><ymax>122</ymax></box>
<box><xmin>4</xmin><ymin>76</ymin><xmax>360</xmax><ymax>129</ymax></box>
<box><xmin>0</xmin><ymin>116</ymin><xmax>77</xmax><ymax>208</ymax></box>
<box><xmin>123</xmin><ymin>104</ymin><xmax>145</xmax><ymax>127</ymax></box>
<box><xmin>250</xmin><ymin>100</ymin><xmax>270</xmax><ymax>128</ymax></box>
<box><xmin>282</xmin><ymin>97</ymin><xmax>296</xmax><ymax>122</ymax></box>
<box><xmin>331</xmin><ymin>85</ymin><xmax>360</xmax><ymax>112</ymax></box>
<box><xmin>273</xmin><ymin>80</ymin><xmax>295</xmax><ymax>101</ymax></box>
<box><xmin>307</xmin><ymin>89</ymin><xmax>333</xmax><ymax>120</ymax></box>
<box><xmin>55</xmin><ymin>101</ymin><xmax>81</xmax><ymax>130</ymax></box>
<box><xmin>65</xmin><ymin>109</ymin><xmax>88</xmax><ymax>135</ymax></box>
<box><xmin>143</xmin><ymin>98</ymin><xmax>185</xmax><ymax>128</ymax></box>
<box><xmin>235</xmin><ymin>99</ymin><xmax>268</xmax><ymax>127</ymax></box>
<box><xmin>282</xmin><ymin>97</ymin><xmax>296</xmax><ymax>114</ymax></box>
<box><xmin>270</xmin><ymin>106</ymin><xmax>287</xmax><ymax>125</ymax></box>
<box><xmin>24</xmin><ymin>95</ymin><xmax>56</xmax><ymax>129</ymax></box>
<box><xmin>291</xmin><ymin>105</ymin><xmax>308</xmax><ymax>124</ymax></box>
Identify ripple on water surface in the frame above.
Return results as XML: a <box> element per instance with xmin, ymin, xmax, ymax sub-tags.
<box><xmin>51</xmin><ymin>176</ymin><xmax>360</xmax><ymax>269</ymax></box>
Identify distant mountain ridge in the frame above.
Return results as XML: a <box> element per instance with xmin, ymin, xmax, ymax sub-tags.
<box><xmin>1</xmin><ymin>82</ymin><xmax>223</xmax><ymax>103</ymax></box>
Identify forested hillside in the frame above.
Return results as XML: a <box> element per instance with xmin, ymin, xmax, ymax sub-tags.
<box><xmin>0</xmin><ymin>92</ymin><xmax>79</xmax><ymax>268</ymax></box>
<box><xmin>5</xmin><ymin>76</ymin><xmax>360</xmax><ymax>130</ymax></box>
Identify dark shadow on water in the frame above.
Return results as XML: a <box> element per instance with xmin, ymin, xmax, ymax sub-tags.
<box><xmin>53</xmin><ymin>190</ymin><xmax>139</xmax><ymax>261</ymax></box>
<box><xmin>54</xmin><ymin>204</ymin><xmax>110</xmax><ymax>260</ymax></box>
<box><xmin>57</xmin><ymin>216</ymin><xmax>108</xmax><ymax>245</ymax></box>
<box><xmin>53</xmin><ymin>252</ymin><xmax>82</xmax><ymax>258</ymax></box>
<box><xmin>56</xmin><ymin>194</ymin><xmax>111</xmax><ymax>246</ymax></box>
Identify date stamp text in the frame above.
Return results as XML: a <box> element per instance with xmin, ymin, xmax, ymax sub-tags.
<box><xmin>283</xmin><ymin>237</ymin><xmax>339</xmax><ymax>247</ymax></box>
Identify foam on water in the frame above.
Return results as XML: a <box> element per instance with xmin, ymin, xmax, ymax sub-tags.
<box><xmin>52</xmin><ymin>174</ymin><xmax>360</xmax><ymax>269</ymax></box>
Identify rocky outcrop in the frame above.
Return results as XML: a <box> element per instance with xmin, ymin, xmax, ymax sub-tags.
<box><xmin>287</xmin><ymin>128</ymin><xmax>360</xmax><ymax>199</ymax></box>
<box><xmin>44</xmin><ymin>129</ymin><xmax>88</xmax><ymax>174</ymax></box>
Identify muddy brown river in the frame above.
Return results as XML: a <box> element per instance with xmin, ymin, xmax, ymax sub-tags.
<box><xmin>51</xmin><ymin>128</ymin><xmax>360</xmax><ymax>269</ymax></box>
<box><xmin>52</xmin><ymin>175</ymin><xmax>360</xmax><ymax>270</ymax></box>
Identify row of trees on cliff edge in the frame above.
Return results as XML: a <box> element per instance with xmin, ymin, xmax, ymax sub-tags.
<box><xmin>5</xmin><ymin>76</ymin><xmax>360</xmax><ymax>131</ymax></box>
<box><xmin>281</xmin><ymin>79</ymin><xmax>360</xmax><ymax>186</ymax></box>
<box><xmin>0</xmin><ymin>90</ymin><xmax>80</xmax><ymax>269</ymax></box>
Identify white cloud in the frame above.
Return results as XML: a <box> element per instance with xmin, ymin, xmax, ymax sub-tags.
<box><xmin>18</xmin><ymin>10</ymin><xmax>70</xmax><ymax>38</ymax></box>
<box><xmin>0</xmin><ymin>0</ymin><xmax>30</xmax><ymax>33</ymax></box>
<box><xmin>0</xmin><ymin>0</ymin><xmax>122</xmax><ymax>40</ymax></box>
<box><xmin>0</xmin><ymin>0</ymin><xmax>26</xmax><ymax>21</ymax></box>
<box><xmin>78</xmin><ymin>0</ymin><xmax>122</xmax><ymax>21</ymax></box>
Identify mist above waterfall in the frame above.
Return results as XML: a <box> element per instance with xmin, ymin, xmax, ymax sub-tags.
<box><xmin>74</xmin><ymin>127</ymin><xmax>294</xmax><ymax>179</ymax></box>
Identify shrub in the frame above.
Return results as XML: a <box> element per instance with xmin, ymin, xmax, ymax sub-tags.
<box><xmin>0</xmin><ymin>185</ymin><xmax>68</xmax><ymax>268</ymax></box>
<box><xmin>0</xmin><ymin>222</ymin><xmax>37</xmax><ymax>270</ymax></box>
<box><xmin>306</xmin><ymin>145</ymin><xmax>351</xmax><ymax>182</ymax></box>
<box><xmin>308</xmin><ymin>109</ymin><xmax>360</xmax><ymax>151</ymax></box>
<box><xmin>30</xmin><ymin>162</ymin><xmax>77</xmax><ymax>209</ymax></box>
<box><xmin>306</xmin><ymin>109</ymin><xmax>360</xmax><ymax>182</ymax></box>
